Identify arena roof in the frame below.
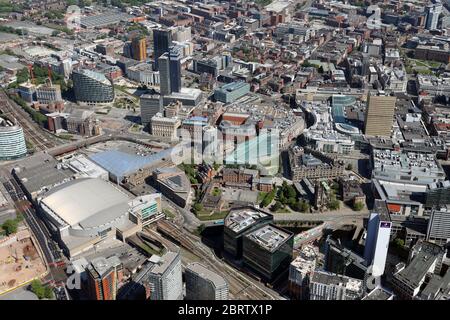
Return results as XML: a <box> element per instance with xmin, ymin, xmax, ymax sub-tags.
<box><xmin>40</xmin><ymin>178</ymin><xmax>130</xmax><ymax>227</ymax></box>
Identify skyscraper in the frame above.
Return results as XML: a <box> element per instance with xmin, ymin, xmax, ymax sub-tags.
<box><xmin>153</xmin><ymin>28</ymin><xmax>172</xmax><ymax>70</ymax></box>
<box><xmin>86</xmin><ymin>257</ymin><xmax>120</xmax><ymax>300</ymax></box>
<box><xmin>158</xmin><ymin>53</ymin><xmax>171</xmax><ymax>96</ymax></box>
<box><xmin>425</xmin><ymin>2</ymin><xmax>442</xmax><ymax>30</ymax></box>
<box><xmin>144</xmin><ymin>252</ymin><xmax>182</xmax><ymax>300</ymax></box>
<box><xmin>185</xmin><ymin>263</ymin><xmax>229</xmax><ymax>300</ymax></box>
<box><xmin>364</xmin><ymin>203</ymin><xmax>391</xmax><ymax>277</ymax></box>
<box><xmin>132</xmin><ymin>36</ymin><xmax>147</xmax><ymax>61</ymax></box>
<box><xmin>364</xmin><ymin>93</ymin><xmax>396</xmax><ymax>137</ymax></box>
<box><xmin>140</xmin><ymin>94</ymin><xmax>163</xmax><ymax>128</ymax></box>
<box><xmin>169</xmin><ymin>45</ymin><xmax>182</xmax><ymax>93</ymax></box>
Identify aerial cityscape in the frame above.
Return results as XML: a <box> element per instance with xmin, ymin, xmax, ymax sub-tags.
<box><xmin>0</xmin><ymin>0</ymin><xmax>450</xmax><ymax>304</ymax></box>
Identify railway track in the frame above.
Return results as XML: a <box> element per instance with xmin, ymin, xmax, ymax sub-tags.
<box><xmin>156</xmin><ymin>220</ymin><xmax>278</xmax><ymax>300</ymax></box>
<box><xmin>0</xmin><ymin>91</ymin><xmax>59</xmax><ymax>151</ymax></box>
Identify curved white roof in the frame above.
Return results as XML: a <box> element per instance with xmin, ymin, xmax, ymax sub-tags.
<box><xmin>41</xmin><ymin>178</ymin><xmax>130</xmax><ymax>227</ymax></box>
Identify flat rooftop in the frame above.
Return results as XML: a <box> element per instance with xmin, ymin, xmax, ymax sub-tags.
<box><xmin>186</xmin><ymin>263</ymin><xmax>227</xmax><ymax>289</ymax></box>
<box><xmin>147</xmin><ymin>251</ymin><xmax>179</xmax><ymax>276</ymax></box>
<box><xmin>311</xmin><ymin>270</ymin><xmax>363</xmax><ymax>293</ymax></box>
<box><xmin>372</xmin><ymin>149</ymin><xmax>445</xmax><ymax>183</ymax></box>
<box><xmin>225</xmin><ymin>208</ymin><xmax>270</xmax><ymax>233</ymax></box>
<box><xmin>245</xmin><ymin>224</ymin><xmax>291</xmax><ymax>252</ymax></box>
<box><xmin>393</xmin><ymin>242</ymin><xmax>444</xmax><ymax>290</ymax></box>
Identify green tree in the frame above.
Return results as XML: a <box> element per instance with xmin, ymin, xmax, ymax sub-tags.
<box><xmin>30</xmin><ymin>280</ymin><xmax>49</xmax><ymax>299</ymax></box>
<box><xmin>299</xmin><ymin>200</ymin><xmax>310</xmax><ymax>212</ymax></box>
<box><xmin>192</xmin><ymin>203</ymin><xmax>203</xmax><ymax>214</ymax></box>
<box><xmin>353</xmin><ymin>202</ymin><xmax>364</xmax><ymax>211</ymax></box>
<box><xmin>16</xmin><ymin>68</ymin><xmax>29</xmax><ymax>84</ymax></box>
<box><xmin>394</xmin><ymin>238</ymin><xmax>405</xmax><ymax>248</ymax></box>
<box><xmin>329</xmin><ymin>199</ymin><xmax>340</xmax><ymax>210</ymax></box>
<box><xmin>2</xmin><ymin>219</ymin><xmax>18</xmax><ymax>235</ymax></box>
<box><xmin>270</xmin><ymin>201</ymin><xmax>282</xmax><ymax>212</ymax></box>
<box><xmin>195</xmin><ymin>224</ymin><xmax>206</xmax><ymax>236</ymax></box>
<box><xmin>260</xmin><ymin>188</ymin><xmax>276</xmax><ymax>207</ymax></box>
<box><xmin>346</xmin><ymin>163</ymin><xmax>353</xmax><ymax>170</ymax></box>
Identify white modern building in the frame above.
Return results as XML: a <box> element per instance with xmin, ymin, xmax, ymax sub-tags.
<box><xmin>364</xmin><ymin>211</ymin><xmax>391</xmax><ymax>277</ymax></box>
<box><xmin>0</xmin><ymin>116</ymin><xmax>27</xmax><ymax>161</ymax></box>
<box><xmin>144</xmin><ymin>252</ymin><xmax>183</xmax><ymax>300</ymax></box>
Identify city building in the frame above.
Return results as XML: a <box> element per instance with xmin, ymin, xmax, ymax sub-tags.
<box><xmin>153</xmin><ymin>28</ymin><xmax>173</xmax><ymax>71</ymax></box>
<box><xmin>242</xmin><ymin>224</ymin><xmax>294</xmax><ymax>282</ymax></box>
<box><xmin>169</xmin><ymin>45</ymin><xmax>182</xmax><ymax>93</ymax></box>
<box><xmin>140</xmin><ymin>95</ymin><xmax>163</xmax><ymax>128</ymax></box>
<box><xmin>425</xmin><ymin>2</ymin><xmax>442</xmax><ymax>30</ymax></box>
<box><xmin>152</xmin><ymin>167</ymin><xmax>191</xmax><ymax>208</ymax></box>
<box><xmin>324</xmin><ymin>236</ymin><xmax>368</xmax><ymax>280</ymax></box>
<box><xmin>214</xmin><ymin>81</ymin><xmax>250</xmax><ymax>104</ymax></box>
<box><xmin>38</xmin><ymin>178</ymin><xmax>142</xmax><ymax>257</ymax></box>
<box><xmin>158</xmin><ymin>53</ymin><xmax>171</xmax><ymax>96</ymax></box>
<box><xmin>131</xmin><ymin>36</ymin><xmax>147</xmax><ymax>61</ymax></box>
<box><xmin>427</xmin><ymin>206</ymin><xmax>450</xmax><ymax>245</ymax></box>
<box><xmin>309</xmin><ymin>270</ymin><xmax>364</xmax><ymax>300</ymax></box>
<box><xmin>364</xmin><ymin>94</ymin><xmax>396</xmax><ymax>137</ymax></box>
<box><xmin>288</xmin><ymin>245</ymin><xmax>317</xmax><ymax>300</ymax></box>
<box><xmin>223</xmin><ymin>207</ymin><xmax>273</xmax><ymax>259</ymax></box>
<box><xmin>143</xmin><ymin>252</ymin><xmax>183</xmax><ymax>300</ymax></box>
<box><xmin>150</xmin><ymin>114</ymin><xmax>180</xmax><ymax>139</ymax></box>
<box><xmin>0</xmin><ymin>116</ymin><xmax>27</xmax><ymax>161</ymax></box>
<box><xmin>126</xmin><ymin>63</ymin><xmax>160</xmax><ymax>86</ymax></box>
<box><xmin>340</xmin><ymin>179</ymin><xmax>366</xmax><ymax>205</ymax></box>
<box><xmin>364</xmin><ymin>209</ymin><xmax>392</xmax><ymax>277</ymax></box>
<box><xmin>63</xmin><ymin>154</ymin><xmax>109</xmax><ymax>180</ymax></box>
<box><xmin>362</xmin><ymin>286</ymin><xmax>394</xmax><ymax>300</ymax></box>
<box><xmin>72</xmin><ymin>69</ymin><xmax>115</xmax><ymax>105</ymax></box>
<box><xmin>392</xmin><ymin>241</ymin><xmax>445</xmax><ymax>299</ymax></box>
<box><xmin>66</xmin><ymin>109</ymin><xmax>100</xmax><ymax>137</ymax></box>
<box><xmin>425</xmin><ymin>181</ymin><xmax>450</xmax><ymax>208</ymax></box>
<box><xmin>371</xmin><ymin>149</ymin><xmax>445</xmax><ymax>184</ymax></box>
<box><xmin>18</xmin><ymin>82</ymin><xmax>35</xmax><ymax>103</ymax></box>
<box><xmin>128</xmin><ymin>193</ymin><xmax>162</xmax><ymax>227</ymax></box>
<box><xmin>185</xmin><ymin>263</ymin><xmax>229</xmax><ymax>300</ymax></box>
<box><xmin>162</xmin><ymin>88</ymin><xmax>202</xmax><ymax>107</ymax></box>
<box><xmin>288</xmin><ymin>146</ymin><xmax>344</xmax><ymax>181</ymax></box>
<box><xmin>86</xmin><ymin>256</ymin><xmax>122</xmax><ymax>300</ymax></box>
<box><xmin>36</xmin><ymin>84</ymin><xmax>62</xmax><ymax>104</ymax></box>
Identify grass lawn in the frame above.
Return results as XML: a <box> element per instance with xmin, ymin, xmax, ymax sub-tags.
<box><xmin>163</xmin><ymin>208</ymin><xmax>176</xmax><ymax>220</ymax></box>
<box><xmin>58</xmin><ymin>134</ymin><xmax>73</xmax><ymax>140</ymax></box>
<box><xmin>196</xmin><ymin>210</ymin><xmax>229</xmax><ymax>221</ymax></box>
<box><xmin>257</xmin><ymin>191</ymin><xmax>268</xmax><ymax>203</ymax></box>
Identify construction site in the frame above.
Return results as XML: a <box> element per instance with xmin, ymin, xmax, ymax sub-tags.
<box><xmin>0</xmin><ymin>228</ymin><xmax>46</xmax><ymax>295</ymax></box>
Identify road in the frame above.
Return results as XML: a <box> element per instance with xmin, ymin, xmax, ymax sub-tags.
<box><xmin>274</xmin><ymin>211</ymin><xmax>368</xmax><ymax>222</ymax></box>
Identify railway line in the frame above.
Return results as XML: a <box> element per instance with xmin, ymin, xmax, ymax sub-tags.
<box><xmin>0</xmin><ymin>91</ymin><xmax>60</xmax><ymax>151</ymax></box>
<box><xmin>156</xmin><ymin>219</ymin><xmax>281</xmax><ymax>300</ymax></box>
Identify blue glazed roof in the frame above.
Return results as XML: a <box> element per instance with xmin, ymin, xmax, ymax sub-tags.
<box><xmin>89</xmin><ymin>148</ymin><xmax>173</xmax><ymax>178</ymax></box>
